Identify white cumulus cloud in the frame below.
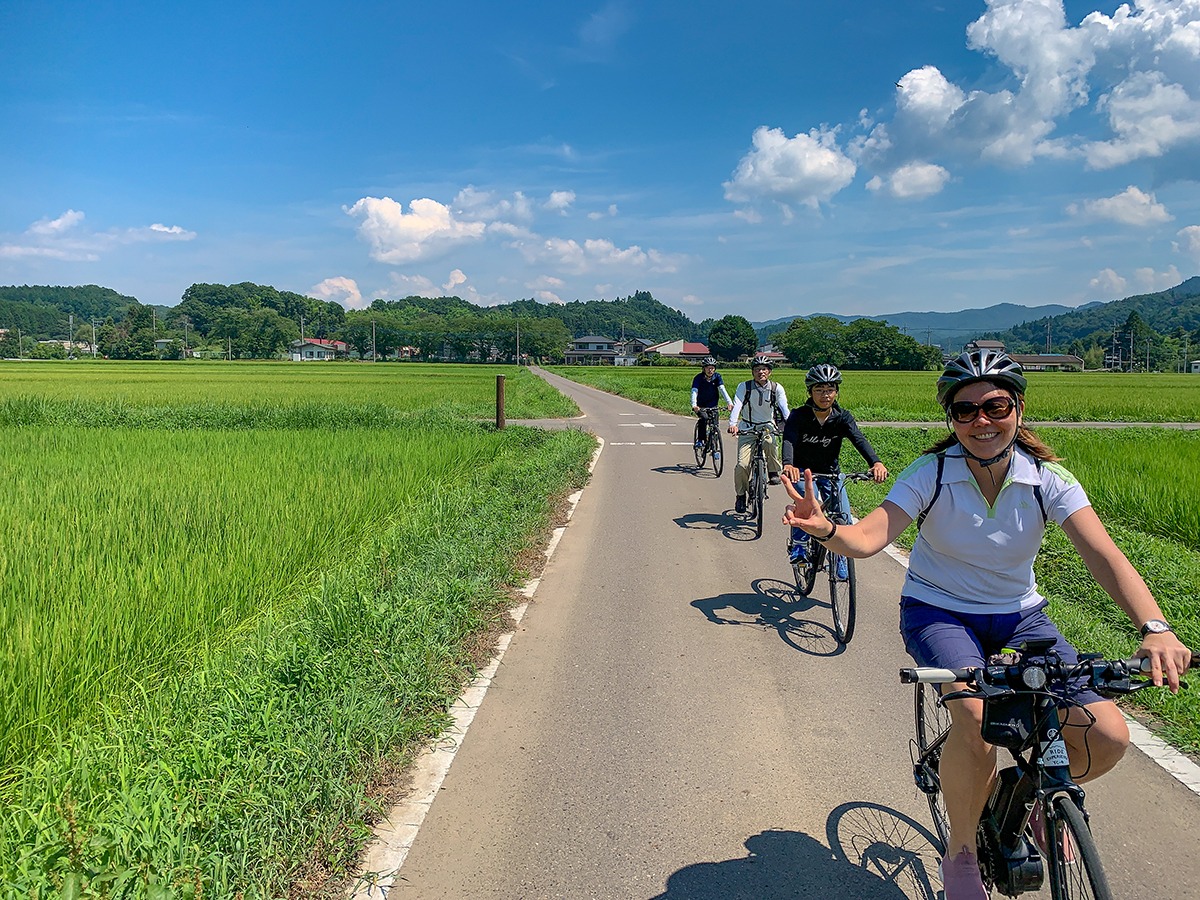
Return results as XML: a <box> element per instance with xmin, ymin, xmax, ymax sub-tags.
<box><xmin>544</xmin><ymin>191</ymin><xmax>576</xmax><ymax>213</ymax></box>
<box><xmin>30</xmin><ymin>210</ymin><xmax>86</xmax><ymax>235</ymax></box>
<box><xmin>1</xmin><ymin>209</ymin><xmax>194</xmax><ymax>261</ymax></box>
<box><xmin>346</xmin><ymin>196</ymin><xmax>487</xmax><ymax>264</ymax></box>
<box><xmin>1089</xmin><ymin>267</ymin><xmax>1127</xmax><ymax>297</ymax></box>
<box><xmin>309</xmin><ymin>276</ymin><xmax>365</xmax><ymax>310</ymax></box>
<box><xmin>724</xmin><ymin>125</ymin><xmax>857</xmax><ymax>212</ymax></box>
<box><xmin>443</xmin><ymin>268</ymin><xmax>468</xmax><ymax>293</ymax></box>
<box><xmin>1176</xmin><ymin>225</ymin><xmax>1200</xmax><ymax>260</ymax></box>
<box><xmin>867</xmin><ymin>162</ymin><xmax>951</xmax><ymax>199</ymax></box>
<box><xmin>1068</xmin><ymin>185</ymin><xmax>1173</xmax><ymax>225</ymax></box>
<box><xmin>1133</xmin><ymin>264</ymin><xmax>1182</xmax><ymax>292</ymax></box>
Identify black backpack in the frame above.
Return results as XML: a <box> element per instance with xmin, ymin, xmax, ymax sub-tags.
<box><xmin>916</xmin><ymin>451</ymin><xmax>1046</xmax><ymax>530</ymax></box>
<box><xmin>741</xmin><ymin>380</ymin><xmax>783</xmax><ymax>426</ymax></box>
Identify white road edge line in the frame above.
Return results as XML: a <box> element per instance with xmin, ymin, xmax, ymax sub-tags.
<box><xmin>882</xmin><ymin>543</ymin><xmax>1200</xmax><ymax>797</ymax></box>
<box><xmin>350</xmin><ymin>437</ymin><xmax>607</xmax><ymax>898</ymax></box>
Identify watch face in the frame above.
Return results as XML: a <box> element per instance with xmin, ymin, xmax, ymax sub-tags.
<box><xmin>1143</xmin><ymin>620</ymin><xmax>1171</xmax><ymax>634</ymax></box>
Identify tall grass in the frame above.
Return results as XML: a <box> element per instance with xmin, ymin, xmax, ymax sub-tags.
<box><xmin>0</xmin><ymin>361</ymin><xmax>577</xmax><ymax>420</ymax></box>
<box><xmin>1</xmin><ymin>424</ymin><xmax>595</xmax><ymax>896</ymax></box>
<box><xmin>547</xmin><ymin>366</ymin><xmax>1200</xmax><ymax>422</ymax></box>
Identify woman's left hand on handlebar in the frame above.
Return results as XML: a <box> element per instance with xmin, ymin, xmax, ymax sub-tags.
<box><xmin>1137</xmin><ymin>632</ymin><xmax>1194</xmax><ymax>692</ymax></box>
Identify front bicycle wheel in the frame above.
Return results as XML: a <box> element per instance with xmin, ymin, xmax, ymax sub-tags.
<box><xmin>693</xmin><ymin>421</ymin><xmax>707</xmax><ymax>467</ymax></box>
<box><xmin>1046</xmin><ymin>797</ymin><xmax>1112</xmax><ymax>900</ymax></box>
<box><xmin>829</xmin><ymin>554</ymin><xmax>856</xmax><ymax>644</ymax></box>
<box><xmin>710</xmin><ymin>429</ymin><xmax>724</xmax><ymax>477</ymax></box>
<box><xmin>753</xmin><ymin>459</ymin><xmax>766</xmax><ymax>538</ymax></box>
<box><xmin>794</xmin><ymin>543</ymin><xmax>821</xmax><ymax>596</ymax></box>
<box><xmin>914</xmin><ymin>683</ymin><xmax>952</xmax><ymax>853</ymax></box>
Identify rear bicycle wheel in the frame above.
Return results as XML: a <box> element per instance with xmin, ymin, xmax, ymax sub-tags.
<box><xmin>1046</xmin><ymin>797</ymin><xmax>1112</xmax><ymax>900</ymax></box>
<box><xmin>693</xmin><ymin>421</ymin><xmax>707</xmax><ymax>467</ymax></box>
<box><xmin>710</xmin><ymin>429</ymin><xmax>724</xmax><ymax>477</ymax></box>
<box><xmin>753</xmin><ymin>458</ymin><xmax>766</xmax><ymax>538</ymax></box>
<box><xmin>829</xmin><ymin>554</ymin><xmax>856</xmax><ymax>644</ymax></box>
<box><xmin>914</xmin><ymin>683</ymin><xmax>952</xmax><ymax>853</ymax></box>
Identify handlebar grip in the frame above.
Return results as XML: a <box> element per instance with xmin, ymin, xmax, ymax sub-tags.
<box><xmin>900</xmin><ymin>667</ymin><xmax>967</xmax><ymax>684</ymax></box>
<box><xmin>1131</xmin><ymin>652</ymin><xmax>1200</xmax><ymax>673</ymax></box>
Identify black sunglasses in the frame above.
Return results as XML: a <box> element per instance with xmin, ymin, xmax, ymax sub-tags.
<box><xmin>949</xmin><ymin>395</ymin><xmax>1016</xmax><ymax>424</ymax></box>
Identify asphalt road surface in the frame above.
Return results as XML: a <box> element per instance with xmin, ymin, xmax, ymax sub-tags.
<box><xmin>389</xmin><ymin>368</ymin><xmax>1200</xmax><ymax>899</ymax></box>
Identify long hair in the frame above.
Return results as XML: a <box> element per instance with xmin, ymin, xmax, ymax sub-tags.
<box><xmin>925</xmin><ymin>389</ymin><xmax>1062</xmax><ymax>462</ymax></box>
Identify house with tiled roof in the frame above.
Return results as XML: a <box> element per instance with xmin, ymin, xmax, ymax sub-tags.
<box><xmin>644</xmin><ymin>339</ymin><xmax>711</xmax><ymax>362</ymax></box>
<box><xmin>290</xmin><ymin>338</ymin><xmax>347</xmax><ymax>361</ymax></box>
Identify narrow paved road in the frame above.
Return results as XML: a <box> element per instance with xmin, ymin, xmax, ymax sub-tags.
<box><xmin>390</xmin><ymin>369</ymin><xmax>1200</xmax><ymax>899</ymax></box>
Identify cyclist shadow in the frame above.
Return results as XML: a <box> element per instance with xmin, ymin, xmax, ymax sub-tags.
<box><xmin>826</xmin><ymin>802</ymin><xmax>944</xmax><ymax>900</ymax></box>
<box><xmin>691</xmin><ymin>578</ymin><xmax>844</xmax><ymax>657</ymax></box>
<box><xmin>672</xmin><ymin>510</ymin><xmax>753</xmax><ymax>539</ymax></box>
<box><xmin>651</xmin><ymin>461</ymin><xmax>723</xmax><ymax>479</ymax></box>
<box><xmin>649</xmin><ymin>828</ymin><xmax>913</xmax><ymax>899</ymax></box>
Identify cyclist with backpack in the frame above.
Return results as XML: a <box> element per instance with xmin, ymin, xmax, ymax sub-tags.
<box><xmin>779</xmin><ymin>349</ymin><xmax>1191</xmax><ymax>900</ymax></box>
<box><xmin>728</xmin><ymin>355</ymin><xmax>790</xmax><ymax>514</ymax></box>
<box><xmin>691</xmin><ymin>356</ymin><xmax>733</xmax><ymax>451</ymax></box>
<box><xmin>781</xmin><ymin>363</ymin><xmax>888</xmax><ymax>569</ymax></box>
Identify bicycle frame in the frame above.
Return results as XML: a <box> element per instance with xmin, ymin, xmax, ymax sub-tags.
<box><xmin>903</xmin><ymin>642</ymin><xmax>1197</xmax><ymax>898</ymax></box>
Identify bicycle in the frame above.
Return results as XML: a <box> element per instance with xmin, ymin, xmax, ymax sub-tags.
<box><xmin>902</xmin><ymin>639</ymin><xmax>1200</xmax><ymax>899</ymax></box>
<box><xmin>693</xmin><ymin>407</ymin><xmax>724</xmax><ymax>477</ymax></box>
<box><xmin>789</xmin><ymin>471</ymin><xmax>872</xmax><ymax>644</ymax></box>
<box><xmin>740</xmin><ymin>422</ymin><xmax>777</xmax><ymax>539</ymax></box>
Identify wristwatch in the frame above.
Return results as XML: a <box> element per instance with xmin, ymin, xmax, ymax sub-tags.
<box><xmin>1139</xmin><ymin>619</ymin><xmax>1173</xmax><ymax>638</ymax></box>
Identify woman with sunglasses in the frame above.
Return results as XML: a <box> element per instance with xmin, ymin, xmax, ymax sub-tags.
<box><xmin>780</xmin><ymin>348</ymin><xmax>1192</xmax><ymax>900</ymax></box>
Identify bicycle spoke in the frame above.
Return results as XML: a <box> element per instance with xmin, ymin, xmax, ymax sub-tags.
<box><xmin>1046</xmin><ymin>798</ymin><xmax>1112</xmax><ymax>900</ymax></box>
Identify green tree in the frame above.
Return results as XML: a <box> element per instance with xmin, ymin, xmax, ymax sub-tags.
<box><xmin>707</xmin><ymin>315</ymin><xmax>758</xmax><ymax>361</ymax></box>
<box><xmin>777</xmin><ymin>316</ymin><xmax>845</xmax><ymax>367</ymax></box>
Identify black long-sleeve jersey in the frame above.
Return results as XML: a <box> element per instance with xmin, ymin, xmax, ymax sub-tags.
<box><xmin>781</xmin><ymin>401</ymin><xmax>881</xmax><ymax>474</ymax></box>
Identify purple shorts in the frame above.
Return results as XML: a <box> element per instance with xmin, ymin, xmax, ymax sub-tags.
<box><xmin>899</xmin><ymin>596</ymin><xmax>1105</xmax><ymax>707</ymax></box>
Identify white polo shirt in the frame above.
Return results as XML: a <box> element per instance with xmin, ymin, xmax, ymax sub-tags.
<box><xmin>886</xmin><ymin>446</ymin><xmax>1091</xmax><ymax>614</ymax></box>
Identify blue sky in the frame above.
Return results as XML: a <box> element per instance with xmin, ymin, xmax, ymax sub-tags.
<box><xmin>2</xmin><ymin>0</ymin><xmax>1199</xmax><ymax>321</ymax></box>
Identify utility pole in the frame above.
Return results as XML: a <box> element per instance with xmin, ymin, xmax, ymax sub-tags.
<box><xmin>68</xmin><ymin>313</ymin><xmax>74</xmax><ymax>358</ymax></box>
<box><xmin>1045</xmin><ymin>322</ymin><xmax>1052</xmax><ymax>354</ymax></box>
<box><xmin>1130</xmin><ymin>329</ymin><xmax>1135</xmax><ymax>373</ymax></box>
<box><xmin>516</xmin><ymin>320</ymin><xmax>521</xmax><ymax>365</ymax></box>
<box><xmin>372</xmin><ymin>320</ymin><xmax>377</xmax><ymax>361</ymax></box>
<box><xmin>1146</xmin><ymin>338</ymin><xmax>1152</xmax><ymax>372</ymax></box>
<box><xmin>91</xmin><ymin>318</ymin><xmax>98</xmax><ymax>358</ymax></box>
<box><xmin>227</xmin><ymin>337</ymin><xmax>232</xmax><ymax>361</ymax></box>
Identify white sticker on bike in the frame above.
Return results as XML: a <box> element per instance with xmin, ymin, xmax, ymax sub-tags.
<box><xmin>1042</xmin><ymin>738</ymin><xmax>1070</xmax><ymax>768</ymax></box>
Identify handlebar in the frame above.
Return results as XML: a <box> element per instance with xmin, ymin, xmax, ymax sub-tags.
<box><xmin>807</xmin><ymin>471</ymin><xmax>875</xmax><ymax>483</ymax></box>
<box><xmin>900</xmin><ymin>651</ymin><xmax>1200</xmax><ymax>694</ymax></box>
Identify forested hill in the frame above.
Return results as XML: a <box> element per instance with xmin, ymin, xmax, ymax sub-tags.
<box><xmin>993</xmin><ymin>276</ymin><xmax>1200</xmax><ymax>350</ymax></box>
<box><xmin>0</xmin><ymin>285</ymin><xmax>138</xmax><ymax>335</ymax></box>
<box><xmin>369</xmin><ymin>290</ymin><xmax>706</xmax><ymax>342</ymax></box>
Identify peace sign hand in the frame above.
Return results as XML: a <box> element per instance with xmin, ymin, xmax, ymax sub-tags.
<box><xmin>780</xmin><ymin>469</ymin><xmax>832</xmax><ymax>534</ymax></box>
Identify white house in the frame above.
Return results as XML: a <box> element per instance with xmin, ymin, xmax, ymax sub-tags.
<box><xmin>290</xmin><ymin>338</ymin><xmax>347</xmax><ymax>361</ymax></box>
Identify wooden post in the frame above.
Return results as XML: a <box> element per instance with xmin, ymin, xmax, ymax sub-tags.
<box><xmin>496</xmin><ymin>374</ymin><xmax>506</xmax><ymax>430</ymax></box>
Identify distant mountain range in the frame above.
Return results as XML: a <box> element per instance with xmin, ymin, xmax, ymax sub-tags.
<box><xmin>752</xmin><ymin>300</ymin><xmax>1106</xmax><ymax>351</ymax></box>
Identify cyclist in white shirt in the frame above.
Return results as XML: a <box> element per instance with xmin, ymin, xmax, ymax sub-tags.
<box><xmin>727</xmin><ymin>355</ymin><xmax>790</xmax><ymax>514</ymax></box>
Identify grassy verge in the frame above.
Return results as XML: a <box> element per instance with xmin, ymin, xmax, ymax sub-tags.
<box><xmin>0</xmin><ymin>424</ymin><xmax>595</xmax><ymax>898</ymax></box>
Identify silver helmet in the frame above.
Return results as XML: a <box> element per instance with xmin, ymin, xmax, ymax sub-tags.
<box><xmin>936</xmin><ymin>349</ymin><xmax>1027</xmax><ymax>408</ymax></box>
<box><xmin>805</xmin><ymin>364</ymin><xmax>842</xmax><ymax>388</ymax></box>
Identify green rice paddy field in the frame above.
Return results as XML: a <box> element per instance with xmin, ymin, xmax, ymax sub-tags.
<box><xmin>552</xmin><ymin>366</ymin><xmax>1200</xmax><ymax>752</ymax></box>
<box><xmin>0</xmin><ymin>362</ymin><xmax>590</xmax><ymax>897</ymax></box>
<box><xmin>548</xmin><ymin>366</ymin><xmax>1200</xmax><ymax>422</ymax></box>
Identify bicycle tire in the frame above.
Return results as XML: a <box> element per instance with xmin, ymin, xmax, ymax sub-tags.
<box><xmin>693</xmin><ymin>421</ymin><xmax>707</xmax><ymax>468</ymax></box>
<box><xmin>1046</xmin><ymin>796</ymin><xmax>1112</xmax><ymax>900</ymax></box>
<box><xmin>710</xmin><ymin>429</ymin><xmax>724</xmax><ymax>477</ymax></box>
<box><xmin>914</xmin><ymin>683</ymin><xmax>952</xmax><ymax>853</ymax></box>
<box><xmin>830</xmin><ymin>554</ymin><xmax>856</xmax><ymax>644</ymax></box>
<box><xmin>794</xmin><ymin>543</ymin><xmax>821</xmax><ymax>596</ymax></box>
<box><xmin>753</xmin><ymin>458</ymin><xmax>766</xmax><ymax>538</ymax></box>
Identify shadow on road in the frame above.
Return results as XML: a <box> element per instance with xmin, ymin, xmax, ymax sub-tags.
<box><xmin>650</xmin><ymin>462</ymin><xmax>712</xmax><ymax>477</ymax></box>
<box><xmin>826</xmin><ymin>802</ymin><xmax>943</xmax><ymax>900</ymax></box>
<box><xmin>648</xmin><ymin>828</ymin><xmax>914</xmax><ymax>899</ymax></box>
<box><xmin>690</xmin><ymin>578</ymin><xmax>845</xmax><ymax>657</ymax></box>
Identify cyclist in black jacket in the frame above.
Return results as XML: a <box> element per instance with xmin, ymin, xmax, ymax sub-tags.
<box><xmin>781</xmin><ymin>364</ymin><xmax>887</xmax><ymax>564</ymax></box>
